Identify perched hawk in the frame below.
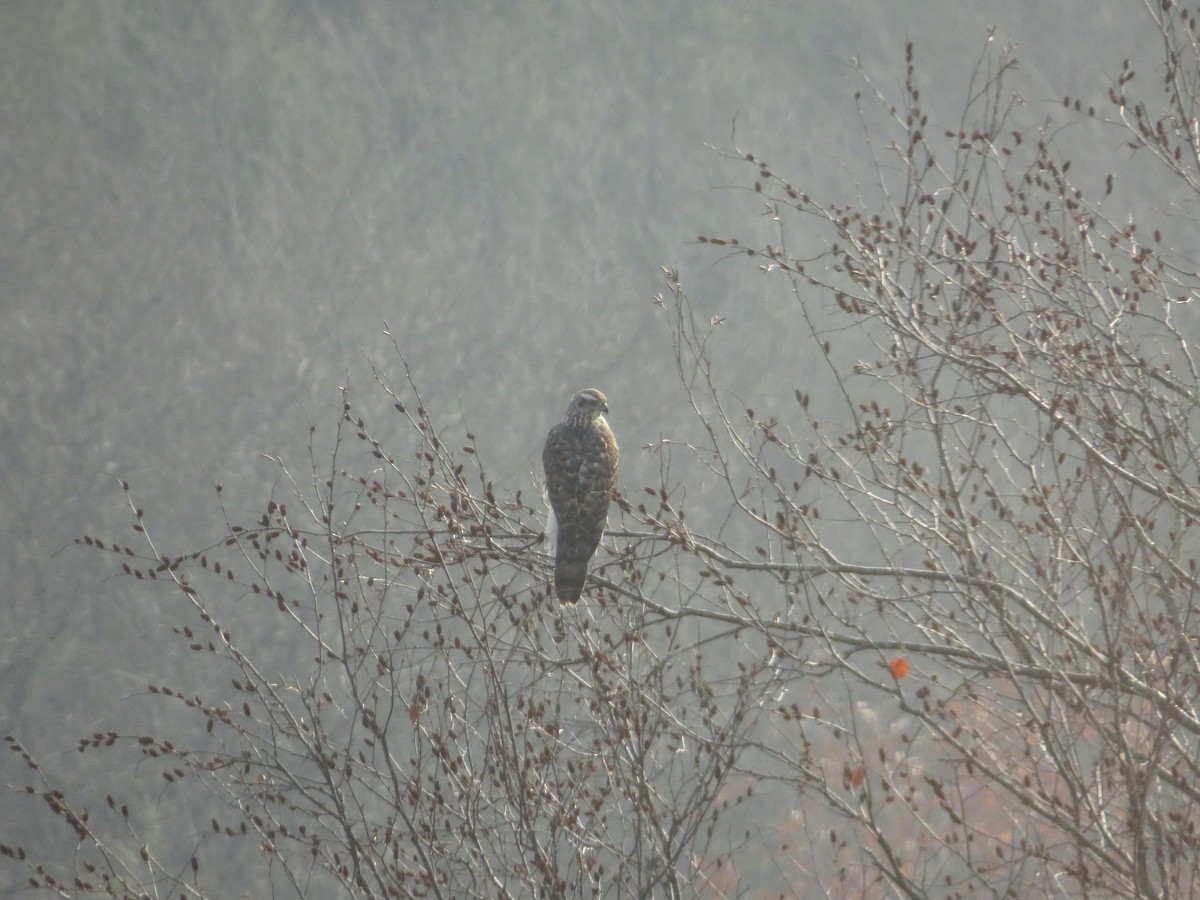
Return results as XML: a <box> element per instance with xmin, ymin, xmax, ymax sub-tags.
<box><xmin>542</xmin><ymin>388</ymin><xmax>619</xmax><ymax>603</ymax></box>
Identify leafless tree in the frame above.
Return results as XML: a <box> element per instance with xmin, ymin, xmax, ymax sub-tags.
<box><xmin>8</xmin><ymin>5</ymin><xmax>1200</xmax><ymax>897</ymax></box>
<box><xmin>682</xmin><ymin>9</ymin><xmax>1200</xmax><ymax>895</ymax></box>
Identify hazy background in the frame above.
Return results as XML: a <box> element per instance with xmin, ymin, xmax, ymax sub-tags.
<box><xmin>0</xmin><ymin>1</ymin><xmax>1161</xmax><ymax>893</ymax></box>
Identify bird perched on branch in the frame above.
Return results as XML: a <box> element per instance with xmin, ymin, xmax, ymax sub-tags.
<box><xmin>542</xmin><ymin>388</ymin><xmax>619</xmax><ymax>603</ymax></box>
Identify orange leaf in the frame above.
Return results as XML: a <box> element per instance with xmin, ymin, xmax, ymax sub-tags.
<box><xmin>889</xmin><ymin>657</ymin><xmax>909</xmax><ymax>679</ymax></box>
<box><xmin>849</xmin><ymin>766</ymin><xmax>867</xmax><ymax>788</ymax></box>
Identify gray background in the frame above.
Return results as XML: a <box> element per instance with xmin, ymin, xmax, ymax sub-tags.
<box><xmin>0</xmin><ymin>2</ymin><xmax>1161</xmax><ymax>894</ymax></box>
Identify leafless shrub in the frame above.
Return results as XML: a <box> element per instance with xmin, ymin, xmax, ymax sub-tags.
<box><xmin>12</xmin><ymin>347</ymin><xmax>777</xmax><ymax>898</ymax></box>
<box><xmin>685</xmin><ymin>16</ymin><xmax>1200</xmax><ymax>898</ymax></box>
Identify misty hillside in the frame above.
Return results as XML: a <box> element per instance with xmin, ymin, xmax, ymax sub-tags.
<box><xmin>0</xmin><ymin>2</ymin><xmax>1174</xmax><ymax>895</ymax></box>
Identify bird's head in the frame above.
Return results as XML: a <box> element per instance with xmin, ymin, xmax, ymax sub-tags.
<box><xmin>567</xmin><ymin>388</ymin><xmax>609</xmax><ymax>419</ymax></box>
